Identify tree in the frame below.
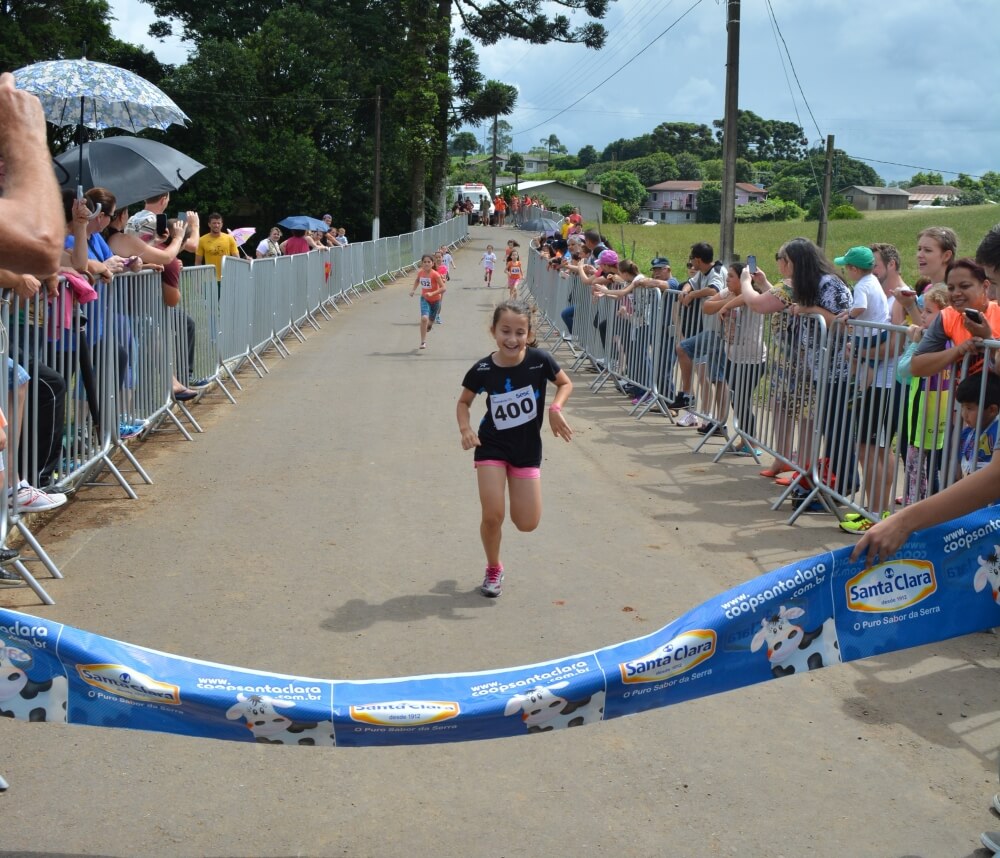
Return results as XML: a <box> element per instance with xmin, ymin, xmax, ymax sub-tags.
<box><xmin>506</xmin><ymin>152</ymin><xmax>525</xmax><ymax>193</ymax></box>
<box><xmin>695</xmin><ymin>181</ymin><xmax>722</xmax><ymax>224</ymax></box>
<box><xmin>577</xmin><ymin>145</ymin><xmax>599</xmax><ymax>167</ymax></box>
<box><xmin>775</xmin><ymin>148</ymin><xmax>882</xmax><ymax>211</ymax></box>
<box><xmin>675</xmin><ymin>152</ymin><xmax>703</xmax><ymax>181</ymax></box>
<box><xmin>600</xmin><ymin>134</ymin><xmax>654</xmax><ymax>162</ymax></box>
<box><xmin>160</xmin><ymin>6</ymin><xmax>354</xmax><ymax>225</ymax></box>
<box><xmin>620</xmin><ymin>152</ymin><xmax>678</xmax><ymax>186</ymax></box>
<box><xmin>602</xmin><ymin>200</ymin><xmax>629</xmax><ymax>224</ymax></box>
<box><xmin>142</xmin><ymin>0</ymin><xmax>611</xmax><ymax>229</ymax></box>
<box><xmin>908</xmin><ymin>171</ymin><xmax>945</xmax><ymax>187</ymax></box>
<box><xmin>712</xmin><ymin>110</ymin><xmax>807</xmax><ymax>162</ymax></box>
<box><xmin>767</xmin><ymin>176</ymin><xmax>808</xmax><ymax>207</ymax></box>
<box><xmin>1</xmin><ymin>0</ymin><xmax>117</xmax><ymax>71</ymax></box>
<box><xmin>981</xmin><ymin>172</ymin><xmax>1000</xmax><ymax>201</ymax></box>
<box><xmin>465</xmin><ymin>79</ymin><xmax>518</xmax><ymax>196</ymax></box>
<box><xmin>650</xmin><ymin>122</ymin><xmax>719</xmax><ymax>159</ymax></box>
<box><xmin>954</xmin><ymin>173</ymin><xmax>979</xmax><ymax>192</ymax></box>
<box><xmin>597</xmin><ymin>170</ymin><xmax>646</xmax><ymax>213</ymax></box>
<box><xmin>449</xmin><ymin>131</ymin><xmax>479</xmax><ymax>159</ymax></box>
<box><xmin>551</xmin><ymin>154</ymin><xmax>578</xmax><ymax>170</ymax></box>
<box><xmin>488</xmin><ymin>120</ymin><xmax>513</xmax><ymax>157</ymax></box>
<box><xmin>540</xmin><ymin>133</ymin><xmax>567</xmax><ymax>158</ymax></box>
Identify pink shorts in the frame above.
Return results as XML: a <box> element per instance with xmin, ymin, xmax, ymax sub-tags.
<box><xmin>475</xmin><ymin>459</ymin><xmax>540</xmax><ymax>479</ymax></box>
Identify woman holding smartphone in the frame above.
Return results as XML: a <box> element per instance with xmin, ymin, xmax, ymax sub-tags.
<box><xmin>909</xmin><ymin>258</ymin><xmax>1000</xmax><ymax>379</ymax></box>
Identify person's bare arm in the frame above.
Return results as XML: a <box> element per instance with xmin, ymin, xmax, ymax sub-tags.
<box><xmin>0</xmin><ymin>74</ymin><xmax>63</xmax><ymax>275</ymax></box>
<box><xmin>0</xmin><ymin>268</ymin><xmax>42</xmax><ymax>300</ymax></box>
<box><xmin>181</xmin><ymin>213</ymin><xmax>199</xmax><ymax>253</ymax></box>
<box><xmin>910</xmin><ymin>339</ymin><xmax>978</xmax><ymax>377</ymax></box>
<box><xmin>109</xmin><ymin>223</ymin><xmax>184</xmax><ymax>265</ymax></box>
<box><xmin>852</xmin><ymin>453</ymin><xmax>1000</xmax><ymax>566</ymax></box>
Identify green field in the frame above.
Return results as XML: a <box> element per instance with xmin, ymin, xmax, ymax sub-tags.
<box><xmin>593</xmin><ymin>205</ymin><xmax>1000</xmax><ymax>281</ymax></box>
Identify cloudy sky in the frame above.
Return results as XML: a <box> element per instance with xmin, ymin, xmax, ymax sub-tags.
<box><xmin>109</xmin><ymin>0</ymin><xmax>999</xmax><ymax>183</ymax></box>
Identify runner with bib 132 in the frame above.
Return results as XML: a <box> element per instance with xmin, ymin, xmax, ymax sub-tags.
<box><xmin>457</xmin><ymin>299</ymin><xmax>573</xmax><ymax>597</ymax></box>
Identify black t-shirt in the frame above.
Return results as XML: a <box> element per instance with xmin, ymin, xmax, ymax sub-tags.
<box><xmin>461</xmin><ymin>347</ymin><xmax>562</xmax><ymax>467</ymax></box>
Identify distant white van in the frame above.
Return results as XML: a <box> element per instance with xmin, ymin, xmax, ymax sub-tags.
<box><xmin>449</xmin><ymin>183</ymin><xmax>495</xmax><ymax>216</ymax></box>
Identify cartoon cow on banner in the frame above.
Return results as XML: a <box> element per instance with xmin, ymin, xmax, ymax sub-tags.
<box><xmin>503</xmin><ymin>681</ymin><xmax>605</xmax><ymax>734</ymax></box>
<box><xmin>225</xmin><ymin>693</ymin><xmax>335</xmax><ymax>746</ymax></box>
<box><xmin>974</xmin><ymin>548</ymin><xmax>1000</xmax><ymax>603</ymax></box>
<box><xmin>0</xmin><ymin>641</ymin><xmax>68</xmax><ymax>722</ymax></box>
<box><xmin>750</xmin><ymin>605</ymin><xmax>841</xmax><ymax>678</ymax></box>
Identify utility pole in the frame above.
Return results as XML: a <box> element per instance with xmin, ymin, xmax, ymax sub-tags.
<box><xmin>372</xmin><ymin>85</ymin><xmax>382</xmax><ymax>240</ymax></box>
<box><xmin>816</xmin><ymin>134</ymin><xmax>835</xmax><ymax>251</ymax></box>
<box><xmin>719</xmin><ymin>0</ymin><xmax>740</xmax><ymax>263</ymax></box>
<box><xmin>490</xmin><ymin>113</ymin><xmax>499</xmax><ymax>200</ymax></box>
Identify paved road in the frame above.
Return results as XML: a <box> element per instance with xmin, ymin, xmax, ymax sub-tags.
<box><xmin>2</xmin><ymin>225</ymin><xmax>999</xmax><ymax>857</ymax></box>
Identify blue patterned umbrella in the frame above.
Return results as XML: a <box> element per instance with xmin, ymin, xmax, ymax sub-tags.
<box><xmin>14</xmin><ymin>58</ymin><xmax>191</xmax><ymax>192</ymax></box>
<box><xmin>278</xmin><ymin>216</ymin><xmax>331</xmax><ymax>232</ymax></box>
<box><xmin>13</xmin><ymin>58</ymin><xmax>189</xmax><ymax>132</ymax></box>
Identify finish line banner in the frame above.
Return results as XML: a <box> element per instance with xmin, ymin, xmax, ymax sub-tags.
<box><xmin>3</xmin><ymin>509</ymin><xmax>999</xmax><ymax>747</ymax></box>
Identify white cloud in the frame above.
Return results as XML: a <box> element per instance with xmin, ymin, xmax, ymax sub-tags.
<box><xmin>109</xmin><ymin>0</ymin><xmax>1000</xmax><ymax>183</ymax></box>
<box><xmin>107</xmin><ymin>0</ymin><xmax>192</xmax><ymax>66</ymax></box>
<box><xmin>477</xmin><ymin>0</ymin><xmax>1000</xmax><ymax>181</ymax></box>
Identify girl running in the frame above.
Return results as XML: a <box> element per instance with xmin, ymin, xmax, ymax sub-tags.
<box><xmin>456</xmin><ymin>300</ymin><xmax>573</xmax><ymax>597</ymax></box>
<box><xmin>505</xmin><ymin>250</ymin><xmax>523</xmax><ymax>299</ymax></box>
<box><xmin>409</xmin><ymin>254</ymin><xmax>447</xmax><ymax>349</ymax></box>
<box><xmin>481</xmin><ymin>245</ymin><xmax>497</xmax><ymax>287</ymax></box>
<box><xmin>433</xmin><ymin>250</ymin><xmax>449</xmax><ymax>324</ymax></box>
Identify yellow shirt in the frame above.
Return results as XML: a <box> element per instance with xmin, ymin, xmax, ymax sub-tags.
<box><xmin>197</xmin><ymin>232</ymin><xmax>239</xmax><ymax>280</ymax></box>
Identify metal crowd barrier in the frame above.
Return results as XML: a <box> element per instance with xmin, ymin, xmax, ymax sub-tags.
<box><xmin>0</xmin><ymin>217</ymin><xmax>468</xmax><ymax>604</ymax></box>
<box><xmin>524</xmin><ymin>247</ymin><xmax>995</xmax><ymax>528</ymax></box>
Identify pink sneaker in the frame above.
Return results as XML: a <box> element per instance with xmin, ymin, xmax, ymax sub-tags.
<box><xmin>481</xmin><ymin>564</ymin><xmax>504</xmax><ymax>597</ymax></box>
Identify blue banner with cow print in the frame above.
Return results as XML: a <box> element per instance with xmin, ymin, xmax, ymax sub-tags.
<box><xmin>2</xmin><ymin>508</ymin><xmax>999</xmax><ymax>746</ymax></box>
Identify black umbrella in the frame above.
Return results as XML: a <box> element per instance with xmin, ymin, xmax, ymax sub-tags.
<box><xmin>54</xmin><ymin>137</ymin><xmax>205</xmax><ymax>209</ymax></box>
<box><xmin>518</xmin><ymin>217</ymin><xmax>562</xmax><ymax>234</ymax></box>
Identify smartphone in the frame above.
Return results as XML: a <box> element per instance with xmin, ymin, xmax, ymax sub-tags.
<box><xmin>964</xmin><ymin>308</ymin><xmax>985</xmax><ymax>325</ymax></box>
<box><xmin>177</xmin><ymin>211</ymin><xmax>187</xmax><ymax>223</ymax></box>
<box><xmin>747</xmin><ymin>254</ymin><xmax>757</xmax><ymax>274</ymax></box>
<box><xmin>156</xmin><ymin>213</ymin><xmax>168</xmax><ymax>235</ymax></box>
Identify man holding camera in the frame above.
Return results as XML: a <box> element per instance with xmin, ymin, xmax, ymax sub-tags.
<box><xmin>126</xmin><ymin>191</ymin><xmax>200</xmax><ymax>254</ymax></box>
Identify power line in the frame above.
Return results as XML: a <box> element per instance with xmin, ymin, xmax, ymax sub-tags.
<box><xmin>500</xmin><ymin>0</ymin><xmax>672</xmax><ymax>144</ymax></box>
<box><xmin>849</xmin><ymin>155</ymin><xmax>986</xmax><ymax>180</ymax></box>
<box><xmin>763</xmin><ymin>0</ymin><xmax>822</xmax><ymax>141</ymax></box>
<box><xmin>510</xmin><ymin>0</ymin><xmax>707</xmax><ymax>138</ymax></box>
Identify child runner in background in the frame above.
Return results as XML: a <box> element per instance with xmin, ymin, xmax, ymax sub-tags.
<box><xmin>506</xmin><ymin>250</ymin><xmax>523</xmax><ymax>300</ymax></box>
<box><xmin>433</xmin><ymin>250</ymin><xmax>449</xmax><ymax>325</ymax></box>
<box><xmin>409</xmin><ymin>254</ymin><xmax>447</xmax><ymax>350</ymax></box>
<box><xmin>505</xmin><ymin>239</ymin><xmax>520</xmax><ymax>264</ymax></box>
<box><xmin>439</xmin><ymin>245</ymin><xmax>456</xmax><ymax>280</ymax></box>
<box><xmin>481</xmin><ymin>245</ymin><xmax>497</xmax><ymax>287</ymax></box>
<box><xmin>956</xmin><ymin>372</ymin><xmax>1000</xmax><ymax>479</ymax></box>
<box><xmin>457</xmin><ymin>300</ymin><xmax>573</xmax><ymax>597</ymax></box>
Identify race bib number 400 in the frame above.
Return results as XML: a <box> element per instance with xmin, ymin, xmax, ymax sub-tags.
<box><xmin>491</xmin><ymin>385</ymin><xmax>537</xmax><ymax>430</ymax></box>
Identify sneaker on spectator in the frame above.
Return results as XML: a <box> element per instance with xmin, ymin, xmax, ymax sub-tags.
<box><xmin>666</xmin><ymin>391</ymin><xmax>694</xmax><ymax>409</ymax></box>
<box><xmin>732</xmin><ymin>444</ymin><xmax>763</xmax><ymax>457</ymax></box>
<box><xmin>119</xmin><ymin>419</ymin><xmax>148</xmax><ymax>439</ymax></box>
<box><xmin>677</xmin><ymin>411</ymin><xmax>699</xmax><ymax>427</ymax></box>
<box><xmin>839</xmin><ymin>511</ymin><xmax>890</xmax><ymax>534</ymax></box>
<box><xmin>0</xmin><ymin>547</ymin><xmax>19</xmax><ymax>565</ymax></box>
<box><xmin>0</xmin><ymin>568</ymin><xmax>24</xmax><ymax>587</ymax></box>
<box><xmin>10</xmin><ymin>482</ymin><xmax>67</xmax><ymax>513</ymax></box>
<box><xmin>480</xmin><ymin>565</ymin><xmax>504</xmax><ymax>597</ymax></box>
<box><xmin>189</xmin><ymin>377</ymin><xmax>213</xmax><ymax>388</ymax></box>
<box><xmin>696</xmin><ymin>422</ymin><xmax>727</xmax><ymax>438</ymax></box>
